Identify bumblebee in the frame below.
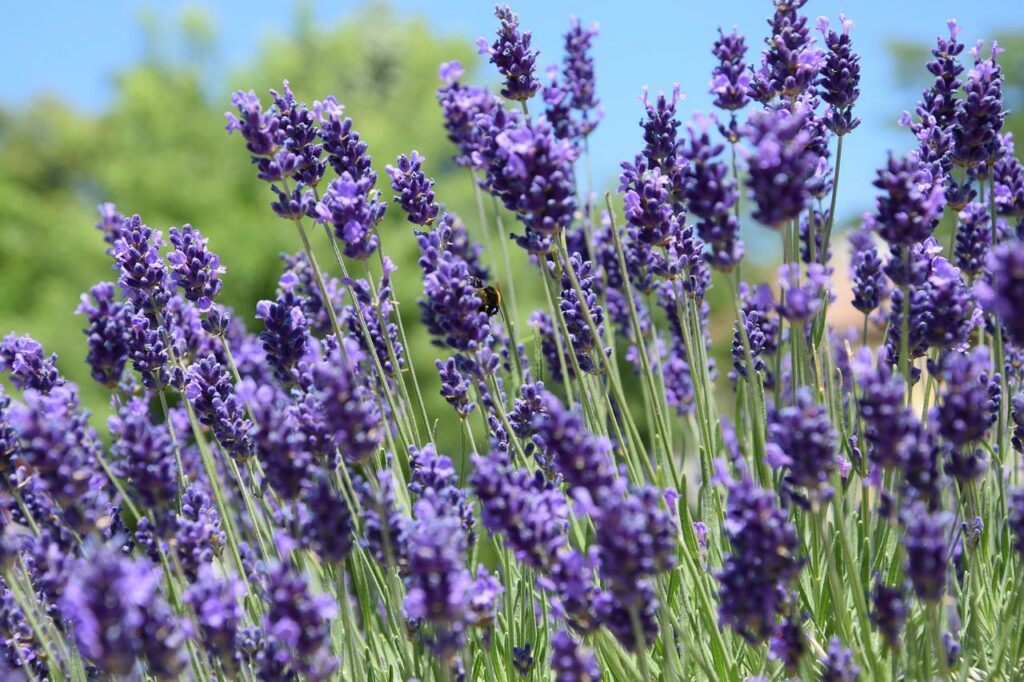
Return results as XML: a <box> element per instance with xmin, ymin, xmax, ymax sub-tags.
<box><xmin>469</xmin><ymin>275</ymin><xmax>502</xmax><ymax>316</ymax></box>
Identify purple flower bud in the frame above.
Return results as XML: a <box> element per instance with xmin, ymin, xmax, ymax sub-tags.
<box><xmin>437</xmin><ymin>358</ymin><xmax>475</xmax><ymax>419</ymax></box>
<box><xmin>976</xmin><ymin>240</ymin><xmax>1024</xmax><ymax>346</ymax></box>
<box><xmin>260</xmin><ymin>558</ymin><xmax>338</xmax><ymax>680</ymax></box>
<box><xmin>769</xmin><ymin>615</ymin><xmax>806</xmax><ymax>673</ymax></box>
<box><xmin>483</xmin><ymin>118</ymin><xmax>577</xmax><ymax>254</ymax></box>
<box><xmin>954</xmin><ymin>203</ymin><xmax>991</xmax><ymax>279</ymax></box>
<box><xmin>61</xmin><ymin>546</ymin><xmax>191</xmax><ymax>677</ymax></box>
<box><xmin>255</xmin><ymin>293</ymin><xmax>310</xmax><ymax>386</ymax></box>
<box><xmin>108</xmin><ymin>397</ymin><xmax>178</xmax><ymax>515</ymax></box>
<box><xmin>550</xmin><ymin>629</ymin><xmax>602</xmax><ymax>681</ymax></box>
<box><xmin>167</xmin><ymin>224</ymin><xmax>224</xmax><ymax>312</ymax></box>
<box><xmin>865</xmin><ymin>153</ymin><xmax>944</xmax><ymax>248</ymax></box>
<box><xmin>951</xmin><ymin>43</ymin><xmax>1005</xmax><ymax>169</ymax></box>
<box><xmin>185</xmin><ymin>357</ymin><xmax>254</xmax><ymax>460</ymax></box>
<box><xmin>436</xmin><ymin>65</ymin><xmax>499</xmax><ymax>168</ymax></box>
<box><xmin>309</xmin><ymin>349</ymin><xmax>382</xmax><ymax>465</ymax></box>
<box><xmin>172</xmin><ymin>486</ymin><xmax>227</xmax><ymax>580</ymax></box>
<box><xmin>710</xmin><ymin>28</ymin><xmax>751</xmax><ymax>113</ymax></box>
<box><xmin>471</xmin><ymin>453</ymin><xmax>567</xmax><ymax>571</ymax></box>
<box><xmin>742</xmin><ymin>105</ymin><xmax>817</xmax><ymax>227</ymax></box>
<box><xmin>417</xmin><ymin>215</ymin><xmax>492</xmax><ymax>354</ymax></box>
<box><xmin>849</xmin><ymin>228</ymin><xmax>887</xmax><ymax>315</ymax></box>
<box><xmin>186</xmin><ymin>566</ymin><xmax>245</xmax><ymax>674</ymax></box>
<box><xmin>561</xmin><ymin>17</ymin><xmax>602</xmax><ymax>137</ymax></box>
<box><xmin>751</xmin><ymin>0</ymin><xmax>821</xmax><ymax>103</ymax></box>
<box><xmin>113</xmin><ymin>214</ymin><xmax>171</xmax><ymax>316</ymax></box>
<box><xmin>776</xmin><ymin>263</ymin><xmax>830</xmax><ymax>323</ymax></box>
<box><xmin>76</xmin><ymin>282</ymin><xmax>132</xmax><ymax>387</ymax></box>
<box><xmin>817</xmin><ymin>15</ymin><xmax>861</xmax><ymax>135</ymax></box>
<box><xmin>359</xmin><ymin>470</ymin><xmax>409</xmax><ymax>569</ymax></box>
<box><xmin>315</xmin><ymin>173</ymin><xmax>387</xmax><ymax>261</ymax></box>
<box><xmin>0</xmin><ymin>333</ymin><xmax>62</xmax><ymax>394</ymax></box>
<box><xmin>386</xmin><ymin>150</ymin><xmax>439</xmax><ymax>226</ymax></box>
<box><xmin>478</xmin><ymin>5</ymin><xmax>540</xmax><ymax>102</ymax></box>
<box><xmin>14</xmin><ymin>385</ymin><xmax>108</xmax><ymax>533</ymax></box>
<box><xmin>1009</xmin><ymin>488</ymin><xmax>1024</xmax><ymax>561</ymax></box>
<box><xmin>903</xmin><ymin>501</ymin><xmax>950</xmax><ymax>603</ymax></box>
<box><xmin>820</xmin><ymin>637</ymin><xmax>860</xmax><ymax>681</ymax></box>
<box><xmin>767</xmin><ymin>388</ymin><xmax>836</xmax><ymax>492</ymax></box>
<box><xmin>403</xmin><ymin>495</ymin><xmax>472</xmax><ymax>660</ymax></box>
<box><xmin>871</xmin><ymin>574</ymin><xmax>908</xmax><ymax>648</ymax></box>
<box><xmin>715</xmin><ymin>462</ymin><xmax>801</xmax><ymax>642</ymax></box>
<box><xmin>934</xmin><ymin>347</ymin><xmax>993</xmax><ymax>449</ymax></box>
<box><xmin>682</xmin><ymin>114</ymin><xmax>744</xmax><ymax>269</ymax></box>
<box><xmin>314</xmin><ymin>97</ymin><xmax>376</xmax><ymax>184</ymax></box>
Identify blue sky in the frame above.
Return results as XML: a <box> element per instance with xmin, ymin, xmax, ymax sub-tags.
<box><xmin>3</xmin><ymin>1</ymin><xmax>1024</xmax><ymax>219</ymax></box>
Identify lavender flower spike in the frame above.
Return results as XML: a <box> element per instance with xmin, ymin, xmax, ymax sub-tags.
<box><xmin>168</xmin><ymin>224</ymin><xmax>225</xmax><ymax>312</ymax></box>
<box><xmin>976</xmin><ymin>240</ymin><xmax>1024</xmax><ymax>347</ymax></box>
<box><xmin>478</xmin><ymin>5</ymin><xmax>540</xmax><ymax>102</ymax></box>
<box><xmin>386</xmin><ymin>150</ymin><xmax>439</xmax><ymax>226</ymax></box>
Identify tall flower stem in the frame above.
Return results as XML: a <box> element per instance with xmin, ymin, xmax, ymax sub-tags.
<box><xmin>821</xmin><ymin>134</ymin><xmax>845</xmax><ymax>258</ymax></box>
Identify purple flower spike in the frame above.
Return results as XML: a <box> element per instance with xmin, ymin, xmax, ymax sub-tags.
<box><xmin>127</xmin><ymin>313</ymin><xmax>179</xmax><ymax>391</ymax></box>
<box><xmin>715</xmin><ymin>462</ymin><xmax>801</xmax><ymax>643</ymax></box>
<box><xmin>168</xmin><ymin>224</ymin><xmax>225</xmax><ymax>312</ymax></box>
<box><xmin>955</xmin><ymin>203</ymin><xmax>991</xmax><ymax>279</ymax></box>
<box><xmin>934</xmin><ymin>347</ymin><xmax>993</xmax><ymax>450</ymax></box>
<box><xmin>386</xmin><ymin>150</ymin><xmax>439</xmax><ymax>226</ymax></box>
<box><xmin>551</xmin><ymin>629</ymin><xmax>602</xmax><ymax>681</ymax></box>
<box><xmin>0</xmin><ymin>333</ymin><xmax>62</xmax><ymax>394</ymax></box>
<box><xmin>436</xmin><ymin>63</ymin><xmax>499</xmax><ymax>168</ymax></box>
<box><xmin>255</xmin><ymin>294</ymin><xmax>310</xmax><ymax>386</ymax></box>
<box><xmin>61</xmin><ymin>546</ymin><xmax>190</xmax><ymax>678</ymax></box>
<box><xmin>532</xmin><ymin>391</ymin><xmax>615</xmax><ymax>497</ymax></box>
<box><xmin>108</xmin><ymin>396</ymin><xmax>178</xmax><ymax>515</ymax></box>
<box><xmin>752</xmin><ymin>0</ymin><xmax>822</xmax><ymax>103</ymax></box>
<box><xmin>315</xmin><ymin>172</ymin><xmax>387</xmax><ymax>261</ymax></box>
<box><xmin>767</xmin><ymin>387</ymin><xmax>837</xmax><ymax>493</ymax></box>
<box><xmin>471</xmin><ymin>453</ymin><xmax>568</xmax><ymax>571</ymax></box>
<box><xmin>976</xmin><ymin>240</ymin><xmax>1024</xmax><ymax>346</ymax></box>
<box><xmin>710</xmin><ymin>28</ymin><xmax>751</xmax><ymax>114</ymax></box>
<box><xmin>310</xmin><ymin>349</ymin><xmax>382</xmax><ymax>465</ymax></box>
<box><xmin>821</xmin><ymin>637</ymin><xmax>860</xmax><ymax>681</ymax></box>
<box><xmin>817</xmin><ymin>14</ymin><xmax>861</xmax><ymax>135</ymax></box>
<box><xmin>683</xmin><ymin>114</ymin><xmax>744</xmax><ymax>270</ymax></box>
<box><xmin>849</xmin><ymin>228</ymin><xmax>887</xmax><ymax>315</ymax></box>
<box><xmin>871</xmin><ymin>574</ymin><xmax>908</xmax><ymax>649</ymax></box>
<box><xmin>483</xmin><ymin>118</ymin><xmax>577</xmax><ymax>254</ymax></box>
<box><xmin>776</xmin><ymin>263</ymin><xmax>830</xmax><ymax>323</ymax></box>
<box><xmin>742</xmin><ymin>105</ymin><xmax>817</xmax><ymax>228</ymax></box>
<box><xmin>902</xmin><ymin>501</ymin><xmax>950</xmax><ymax>603</ymax></box>
<box><xmin>15</xmin><ymin>385</ymin><xmax>108</xmax><ymax>533</ymax></box>
<box><xmin>478</xmin><ymin>5</ymin><xmax>540</xmax><ymax>102</ymax></box>
<box><xmin>403</xmin><ymin>495</ymin><xmax>472</xmax><ymax>660</ymax></box>
<box><xmin>185</xmin><ymin>357</ymin><xmax>255</xmax><ymax>460</ymax></box>
<box><xmin>437</xmin><ymin>357</ymin><xmax>475</xmax><ymax>419</ymax></box>
<box><xmin>186</xmin><ymin>567</ymin><xmax>245</xmax><ymax>675</ymax></box>
<box><xmin>865</xmin><ymin>152</ymin><xmax>945</xmax><ymax>248</ymax></box>
<box><xmin>76</xmin><ymin>283</ymin><xmax>132</xmax><ymax>388</ymax></box>
<box><xmin>951</xmin><ymin>42</ymin><xmax>1005</xmax><ymax>170</ymax></box>
<box><xmin>113</xmin><ymin>214</ymin><xmax>171</xmax><ymax>316</ymax></box>
<box><xmin>1009</xmin><ymin>488</ymin><xmax>1024</xmax><ymax>561</ymax></box>
<box><xmin>303</xmin><ymin>472</ymin><xmax>354</xmax><ymax>563</ymax></box>
<box><xmin>259</xmin><ymin>558</ymin><xmax>338</xmax><ymax>681</ymax></box>
<box><xmin>417</xmin><ymin>215</ymin><xmax>492</xmax><ymax>355</ymax></box>
<box><xmin>562</xmin><ymin>17</ymin><xmax>602</xmax><ymax>137</ymax></box>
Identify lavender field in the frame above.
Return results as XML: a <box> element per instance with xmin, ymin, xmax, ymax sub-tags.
<box><xmin>1</xmin><ymin>1</ymin><xmax>1023</xmax><ymax>679</ymax></box>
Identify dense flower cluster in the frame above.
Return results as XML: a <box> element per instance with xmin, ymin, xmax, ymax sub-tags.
<box><xmin>4</xmin><ymin>4</ymin><xmax>1024</xmax><ymax>680</ymax></box>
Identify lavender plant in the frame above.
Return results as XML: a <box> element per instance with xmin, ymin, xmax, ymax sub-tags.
<box><xmin>2</xmin><ymin>3</ymin><xmax>1024</xmax><ymax>681</ymax></box>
